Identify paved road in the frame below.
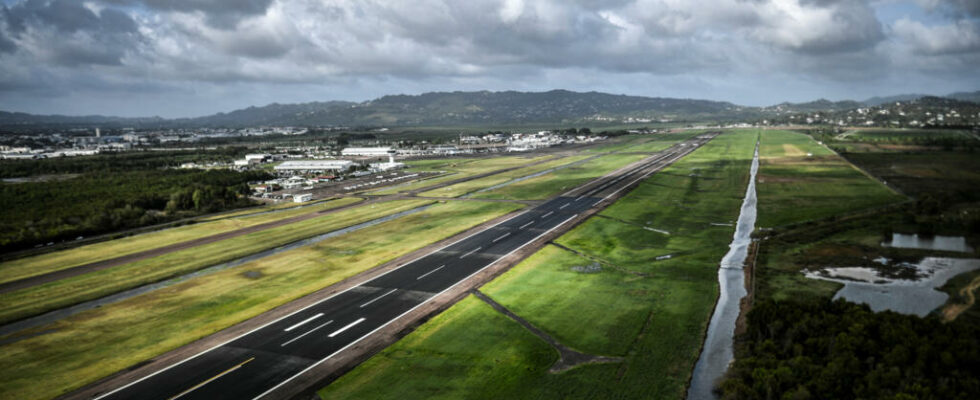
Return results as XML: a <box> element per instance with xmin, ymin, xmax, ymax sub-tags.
<box><xmin>92</xmin><ymin>134</ymin><xmax>715</xmax><ymax>400</ymax></box>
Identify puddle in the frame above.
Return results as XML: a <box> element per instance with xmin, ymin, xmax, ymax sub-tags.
<box><xmin>0</xmin><ymin>205</ymin><xmax>432</xmax><ymax>339</ymax></box>
<box><xmin>882</xmin><ymin>233</ymin><xmax>974</xmax><ymax>253</ymax></box>
<box><xmin>805</xmin><ymin>257</ymin><xmax>980</xmax><ymax>317</ymax></box>
<box><xmin>688</xmin><ymin>142</ymin><xmax>759</xmax><ymax>400</ymax></box>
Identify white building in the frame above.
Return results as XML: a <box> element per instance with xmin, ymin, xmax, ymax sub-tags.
<box><xmin>369</xmin><ymin>154</ymin><xmax>406</xmax><ymax>172</ymax></box>
<box><xmin>293</xmin><ymin>193</ymin><xmax>313</xmax><ymax>203</ymax></box>
<box><xmin>245</xmin><ymin>153</ymin><xmax>271</xmax><ymax>162</ymax></box>
<box><xmin>274</xmin><ymin>160</ymin><xmax>356</xmax><ymax>172</ymax></box>
<box><xmin>341</xmin><ymin>147</ymin><xmax>393</xmax><ymax>157</ymax></box>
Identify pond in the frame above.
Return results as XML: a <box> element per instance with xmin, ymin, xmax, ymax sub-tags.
<box><xmin>805</xmin><ymin>257</ymin><xmax>980</xmax><ymax>317</ymax></box>
<box><xmin>882</xmin><ymin>233</ymin><xmax>974</xmax><ymax>253</ymax></box>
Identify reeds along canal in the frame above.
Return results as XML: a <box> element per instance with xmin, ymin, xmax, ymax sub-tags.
<box><xmin>687</xmin><ymin>140</ymin><xmax>759</xmax><ymax>400</ymax></box>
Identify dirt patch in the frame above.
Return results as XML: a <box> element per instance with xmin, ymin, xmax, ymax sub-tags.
<box><xmin>241</xmin><ymin>270</ymin><xmax>263</xmax><ymax>279</ymax></box>
<box><xmin>781</xmin><ymin>144</ymin><xmax>806</xmax><ymax>157</ymax></box>
<box><xmin>941</xmin><ymin>274</ymin><xmax>980</xmax><ymax>322</ymax></box>
<box><xmin>570</xmin><ymin>262</ymin><xmax>603</xmax><ymax>274</ymax></box>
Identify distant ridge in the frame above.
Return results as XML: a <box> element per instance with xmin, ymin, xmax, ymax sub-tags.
<box><xmin>0</xmin><ymin>89</ymin><xmax>977</xmax><ymax>130</ymax></box>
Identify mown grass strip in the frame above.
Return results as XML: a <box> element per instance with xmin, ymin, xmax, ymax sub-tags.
<box><xmin>0</xmin><ymin>197</ymin><xmax>363</xmax><ymax>284</ymax></box>
<box><xmin>0</xmin><ymin>200</ymin><xmax>523</xmax><ymax>400</ymax></box>
<box><xmin>0</xmin><ymin>199</ymin><xmax>426</xmax><ymax>324</ymax></box>
<box><xmin>418</xmin><ymin>155</ymin><xmax>590</xmax><ymax>198</ymax></box>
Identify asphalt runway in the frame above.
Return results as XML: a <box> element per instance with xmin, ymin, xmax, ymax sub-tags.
<box><xmin>92</xmin><ymin>134</ymin><xmax>715</xmax><ymax>400</ymax></box>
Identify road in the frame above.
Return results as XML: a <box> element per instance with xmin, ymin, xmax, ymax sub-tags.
<box><xmin>91</xmin><ymin>134</ymin><xmax>715</xmax><ymax>400</ymax></box>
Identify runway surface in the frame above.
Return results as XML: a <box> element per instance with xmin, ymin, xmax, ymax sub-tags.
<box><xmin>92</xmin><ymin>134</ymin><xmax>715</xmax><ymax>400</ymax></box>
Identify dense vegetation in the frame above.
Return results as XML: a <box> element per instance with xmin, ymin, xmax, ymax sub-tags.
<box><xmin>0</xmin><ymin>167</ymin><xmax>270</xmax><ymax>252</ymax></box>
<box><xmin>0</xmin><ymin>149</ymin><xmax>246</xmax><ymax>178</ymax></box>
<box><xmin>721</xmin><ymin>300</ymin><xmax>980</xmax><ymax>400</ymax></box>
<box><xmin>724</xmin><ymin>128</ymin><xmax>980</xmax><ymax>399</ymax></box>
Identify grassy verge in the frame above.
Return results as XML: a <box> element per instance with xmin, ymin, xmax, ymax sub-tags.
<box><xmin>470</xmin><ymin>153</ymin><xmax>649</xmax><ymax>200</ymax></box>
<box><xmin>755</xmin><ymin>130</ymin><xmax>904</xmax><ymax>228</ymax></box>
<box><xmin>418</xmin><ymin>155</ymin><xmax>590</xmax><ymax>198</ymax></box>
<box><xmin>320</xmin><ymin>131</ymin><xmax>758</xmax><ymax>399</ymax></box>
<box><xmin>319</xmin><ymin>295</ymin><xmax>557</xmax><ymax>399</ymax></box>
<box><xmin>368</xmin><ymin>155</ymin><xmax>553</xmax><ymax>195</ymax></box>
<box><xmin>0</xmin><ymin>199</ymin><xmax>425</xmax><ymax>324</ymax></box>
<box><xmin>0</xmin><ymin>197</ymin><xmax>363</xmax><ymax>284</ymax></box>
<box><xmin>0</xmin><ymin>200</ymin><xmax>523</xmax><ymax>400</ymax></box>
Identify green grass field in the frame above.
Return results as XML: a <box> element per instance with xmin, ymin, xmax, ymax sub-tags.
<box><xmin>581</xmin><ymin>132</ymin><xmax>696</xmax><ymax>154</ymax></box>
<box><xmin>470</xmin><ymin>153</ymin><xmax>649</xmax><ymax>200</ymax></box>
<box><xmin>320</xmin><ymin>131</ymin><xmax>758</xmax><ymax>399</ymax></box>
<box><xmin>846</xmin><ymin>128</ymin><xmax>974</xmax><ymax>142</ymax></box>
<box><xmin>418</xmin><ymin>155</ymin><xmax>591</xmax><ymax>197</ymax></box>
<box><xmin>0</xmin><ymin>199</ymin><xmax>427</xmax><ymax>324</ymax></box>
<box><xmin>368</xmin><ymin>155</ymin><xmax>553</xmax><ymax>195</ymax></box>
<box><xmin>755</xmin><ymin>130</ymin><xmax>905</xmax><ymax>228</ymax></box>
<box><xmin>0</xmin><ymin>197</ymin><xmax>363</xmax><ymax>285</ymax></box>
<box><xmin>0</xmin><ymin>200</ymin><xmax>523</xmax><ymax>400</ymax></box>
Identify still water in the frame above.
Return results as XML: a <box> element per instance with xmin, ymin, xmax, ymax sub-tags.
<box><xmin>687</xmin><ymin>142</ymin><xmax>759</xmax><ymax>400</ymax></box>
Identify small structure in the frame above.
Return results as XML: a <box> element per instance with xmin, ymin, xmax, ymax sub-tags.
<box><xmin>274</xmin><ymin>160</ymin><xmax>355</xmax><ymax>172</ymax></box>
<box><xmin>293</xmin><ymin>193</ymin><xmax>313</xmax><ymax>203</ymax></box>
<box><xmin>245</xmin><ymin>153</ymin><xmax>272</xmax><ymax>162</ymax></box>
<box><xmin>341</xmin><ymin>147</ymin><xmax>392</xmax><ymax>157</ymax></box>
<box><xmin>369</xmin><ymin>154</ymin><xmax>405</xmax><ymax>172</ymax></box>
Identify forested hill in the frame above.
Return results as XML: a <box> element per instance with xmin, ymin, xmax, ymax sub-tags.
<box><xmin>1</xmin><ymin>89</ymin><xmax>978</xmax><ymax>129</ymax></box>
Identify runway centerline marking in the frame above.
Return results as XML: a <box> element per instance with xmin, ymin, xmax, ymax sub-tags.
<box><xmin>541</xmin><ymin>211</ymin><xmax>554</xmax><ymax>219</ymax></box>
<box><xmin>460</xmin><ymin>247</ymin><xmax>482</xmax><ymax>259</ymax></box>
<box><xmin>416</xmin><ymin>265</ymin><xmax>446</xmax><ymax>280</ymax></box>
<box><xmin>281</xmin><ymin>320</ymin><xmax>334</xmax><ymax>347</ymax></box>
<box><xmin>559</xmin><ymin>203</ymin><xmax>570</xmax><ymax>209</ymax></box>
<box><xmin>328</xmin><ymin>318</ymin><xmax>366</xmax><ymax>338</ymax></box>
<box><xmin>283</xmin><ymin>313</ymin><xmax>323</xmax><ymax>332</ymax></box>
<box><xmin>492</xmin><ymin>232</ymin><xmax>510</xmax><ymax>243</ymax></box>
<box><xmin>168</xmin><ymin>357</ymin><xmax>254</xmax><ymax>400</ymax></box>
<box><xmin>359</xmin><ymin>289</ymin><xmax>397</xmax><ymax>308</ymax></box>
<box><xmin>519</xmin><ymin>221</ymin><xmax>534</xmax><ymax>230</ymax></box>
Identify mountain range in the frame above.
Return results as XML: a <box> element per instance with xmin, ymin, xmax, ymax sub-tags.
<box><xmin>0</xmin><ymin>89</ymin><xmax>977</xmax><ymax>130</ymax></box>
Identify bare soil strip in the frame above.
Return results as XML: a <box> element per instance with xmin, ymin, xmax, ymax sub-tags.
<box><xmin>942</xmin><ymin>274</ymin><xmax>980</xmax><ymax>322</ymax></box>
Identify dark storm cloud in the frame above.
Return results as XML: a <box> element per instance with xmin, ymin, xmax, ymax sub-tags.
<box><xmin>947</xmin><ymin>0</ymin><xmax>980</xmax><ymax>19</ymax></box>
<box><xmin>0</xmin><ymin>0</ymin><xmax>140</xmax><ymax>65</ymax></box>
<box><xmin>0</xmin><ymin>0</ymin><xmax>976</xmax><ymax>118</ymax></box>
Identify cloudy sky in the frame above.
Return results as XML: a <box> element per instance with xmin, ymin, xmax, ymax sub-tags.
<box><xmin>0</xmin><ymin>0</ymin><xmax>977</xmax><ymax>118</ymax></box>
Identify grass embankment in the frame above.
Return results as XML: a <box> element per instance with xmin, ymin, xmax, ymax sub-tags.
<box><xmin>471</xmin><ymin>153</ymin><xmax>649</xmax><ymax>201</ymax></box>
<box><xmin>368</xmin><ymin>155</ymin><xmax>553</xmax><ymax>195</ymax></box>
<box><xmin>0</xmin><ymin>199</ymin><xmax>426</xmax><ymax>324</ymax></box>
<box><xmin>0</xmin><ymin>200</ymin><xmax>523</xmax><ymax>400</ymax></box>
<box><xmin>321</xmin><ymin>131</ymin><xmax>758</xmax><ymax>399</ymax></box>
<box><xmin>755</xmin><ymin>130</ymin><xmax>904</xmax><ymax>228</ymax></box>
<box><xmin>418</xmin><ymin>155</ymin><xmax>590</xmax><ymax>198</ymax></box>
<box><xmin>0</xmin><ymin>197</ymin><xmax>363</xmax><ymax>285</ymax></box>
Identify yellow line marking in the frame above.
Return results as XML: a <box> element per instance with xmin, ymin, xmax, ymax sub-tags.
<box><xmin>168</xmin><ymin>357</ymin><xmax>255</xmax><ymax>400</ymax></box>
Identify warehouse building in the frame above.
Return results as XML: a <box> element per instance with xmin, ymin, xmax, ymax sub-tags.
<box><xmin>274</xmin><ymin>160</ymin><xmax>356</xmax><ymax>172</ymax></box>
<box><xmin>341</xmin><ymin>147</ymin><xmax>394</xmax><ymax>157</ymax></box>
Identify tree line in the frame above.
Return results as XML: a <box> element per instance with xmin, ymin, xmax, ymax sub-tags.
<box><xmin>0</xmin><ymin>168</ymin><xmax>271</xmax><ymax>253</ymax></box>
<box><xmin>720</xmin><ymin>299</ymin><xmax>979</xmax><ymax>399</ymax></box>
